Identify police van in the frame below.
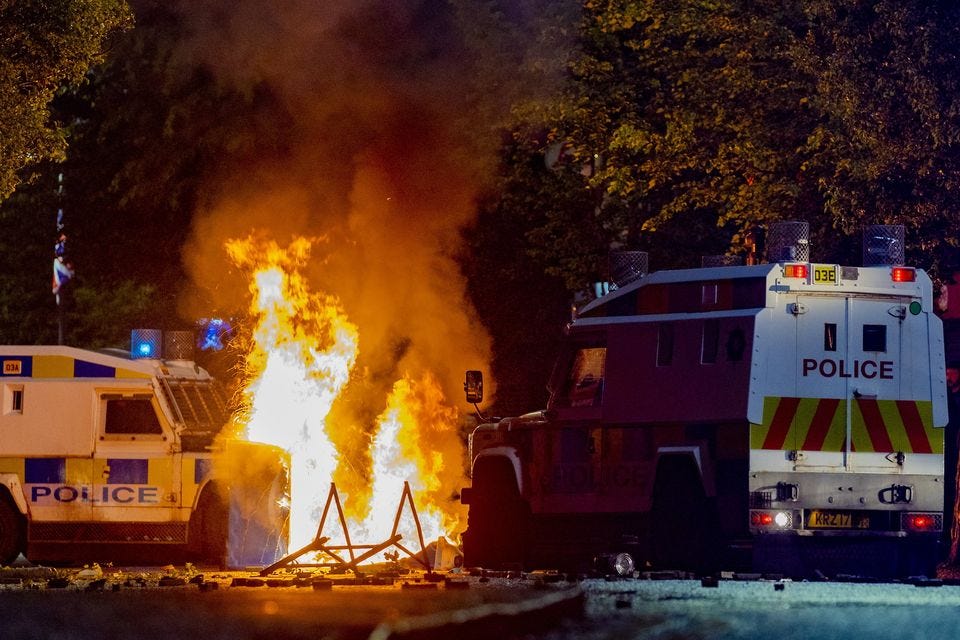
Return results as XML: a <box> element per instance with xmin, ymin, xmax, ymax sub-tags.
<box><xmin>0</xmin><ymin>330</ymin><xmax>289</xmax><ymax>567</ymax></box>
<box><xmin>461</xmin><ymin>223</ymin><xmax>947</xmax><ymax>578</ymax></box>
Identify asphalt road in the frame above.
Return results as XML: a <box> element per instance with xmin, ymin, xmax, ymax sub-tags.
<box><xmin>0</xmin><ymin>567</ymin><xmax>582</xmax><ymax>640</ymax></box>
<box><xmin>4</xmin><ymin>569</ymin><xmax>960</xmax><ymax>640</ymax></box>
<box><xmin>547</xmin><ymin>578</ymin><xmax>960</xmax><ymax>640</ymax></box>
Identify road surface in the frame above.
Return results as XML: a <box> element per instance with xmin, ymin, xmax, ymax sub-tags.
<box><xmin>2</xmin><ymin>568</ymin><xmax>960</xmax><ymax>639</ymax></box>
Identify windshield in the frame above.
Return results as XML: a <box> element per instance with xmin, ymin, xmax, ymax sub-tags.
<box><xmin>551</xmin><ymin>345</ymin><xmax>607</xmax><ymax>409</ymax></box>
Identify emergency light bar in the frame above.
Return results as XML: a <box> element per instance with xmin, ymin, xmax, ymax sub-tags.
<box><xmin>783</xmin><ymin>264</ymin><xmax>808</xmax><ymax>279</ymax></box>
<box><xmin>131</xmin><ymin>328</ymin><xmax>162</xmax><ymax>360</ymax></box>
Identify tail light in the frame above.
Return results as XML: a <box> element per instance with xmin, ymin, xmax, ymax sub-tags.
<box><xmin>891</xmin><ymin>267</ymin><xmax>915</xmax><ymax>283</ymax></box>
<box><xmin>750</xmin><ymin>510</ymin><xmax>796</xmax><ymax>530</ymax></box>
<box><xmin>902</xmin><ymin>512</ymin><xmax>942</xmax><ymax>532</ymax></box>
<box><xmin>783</xmin><ymin>264</ymin><xmax>808</xmax><ymax>279</ymax></box>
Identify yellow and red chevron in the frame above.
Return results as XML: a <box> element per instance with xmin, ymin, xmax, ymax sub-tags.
<box><xmin>750</xmin><ymin>396</ymin><xmax>942</xmax><ymax>454</ymax></box>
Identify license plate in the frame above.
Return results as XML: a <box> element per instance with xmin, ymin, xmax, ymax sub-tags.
<box><xmin>813</xmin><ymin>264</ymin><xmax>838</xmax><ymax>285</ymax></box>
<box><xmin>806</xmin><ymin>510</ymin><xmax>870</xmax><ymax>529</ymax></box>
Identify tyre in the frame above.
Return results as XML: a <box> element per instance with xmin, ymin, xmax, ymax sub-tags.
<box><xmin>0</xmin><ymin>497</ymin><xmax>24</xmax><ymax>565</ymax></box>
<box><xmin>650</xmin><ymin>457</ymin><xmax>717</xmax><ymax>574</ymax></box>
<box><xmin>190</xmin><ymin>488</ymin><xmax>228</xmax><ymax>567</ymax></box>
<box><xmin>462</xmin><ymin>458</ymin><xmax>530</xmax><ymax>569</ymax></box>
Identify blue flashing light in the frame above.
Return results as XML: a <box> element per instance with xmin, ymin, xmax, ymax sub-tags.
<box><xmin>197</xmin><ymin>317</ymin><xmax>233</xmax><ymax>352</ymax></box>
<box><xmin>130</xmin><ymin>329</ymin><xmax>162</xmax><ymax>360</ymax></box>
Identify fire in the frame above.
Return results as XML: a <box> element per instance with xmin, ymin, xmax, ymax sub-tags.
<box><xmin>360</xmin><ymin>374</ymin><xmax>465</xmax><ymax>543</ymax></box>
<box><xmin>225</xmin><ymin>236</ymin><xmax>467</xmax><ymax>558</ymax></box>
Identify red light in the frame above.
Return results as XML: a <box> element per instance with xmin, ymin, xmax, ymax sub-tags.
<box><xmin>751</xmin><ymin>511</ymin><xmax>774</xmax><ymax>526</ymax></box>
<box><xmin>904</xmin><ymin>512</ymin><xmax>941</xmax><ymax>532</ymax></box>
<box><xmin>783</xmin><ymin>264</ymin><xmax>808</xmax><ymax>279</ymax></box>
<box><xmin>891</xmin><ymin>267</ymin><xmax>915</xmax><ymax>283</ymax></box>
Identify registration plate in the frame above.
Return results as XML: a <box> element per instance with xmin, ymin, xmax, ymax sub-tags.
<box><xmin>806</xmin><ymin>510</ymin><xmax>870</xmax><ymax>529</ymax></box>
<box><xmin>812</xmin><ymin>264</ymin><xmax>838</xmax><ymax>285</ymax></box>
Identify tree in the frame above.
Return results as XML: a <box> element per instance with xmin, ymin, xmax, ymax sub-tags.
<box><xmin>795</xmin><ymin>0</ymin><xmax>960</xmax><ymax>275</ymax></box>
<box><xmin>0</xmin><ymin>0</ymin><xmax>132</xmax><ymax>200</ymax></box>
<box><xmin>497</xmin><ymin>0</ymin><xmax>960</xmax><ymax>291</ymax></box>
<box><xmin>45</xmin><ymin>1</ymin><xmax>304</xmax><ymax>347</ymax></box>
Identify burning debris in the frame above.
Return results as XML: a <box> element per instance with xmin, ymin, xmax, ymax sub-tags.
<box><xmin>219</xmin><ymin>236</ymin><xmax>469</xmax><ymax>566</ymax></box>
<box><xmin>260</xmin><ymin>481</ymin><xmax>433</xmax><ymax>577</ymax></box>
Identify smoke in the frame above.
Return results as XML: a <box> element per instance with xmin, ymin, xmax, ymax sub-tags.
<box><xmin>174</xmin><ymin>0</ymin><xmax>573</xmax><ymax>511</ymax></box>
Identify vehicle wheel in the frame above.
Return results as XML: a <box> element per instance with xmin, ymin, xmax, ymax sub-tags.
<box><xmin>650</xmin><ymin>457</ymin><xmax>717</xmax><ymax>574</ymax></box>
<box><xmin>190</xmin><ymin>488</ymin><xmax>228</xmax><ymax>567</ymax></box>
<box><xmin>0</xmin><ymin>497</ymin><xmax>25</xmax><ymax>565</ymax></box>
<box><xmin>462</xmin><ymin>459</ymin><xmax>530</xmax><ymax>569</ymax></box>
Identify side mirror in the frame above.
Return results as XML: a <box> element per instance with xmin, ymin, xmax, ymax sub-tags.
<box><xmin>464</xmin><ymin>370</ymin><xmax>483</xmax><ymax>404</ymax></box>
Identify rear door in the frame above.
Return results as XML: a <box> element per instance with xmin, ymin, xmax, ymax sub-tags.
<box><xmin>793</xmin><ymin>292</ymin><xmax>849</xmax><ymax>470</ymax></box>
<box><xmin>794</xmin><ymin>292</ymin><xmax>907</xmax><ymax>471</ymax></box>
<box><xmin>845</xmin><ymin>298</ymin><xmax>907</xmax><ymax>472</ymax></box>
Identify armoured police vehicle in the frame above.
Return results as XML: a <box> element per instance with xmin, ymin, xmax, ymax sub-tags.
<box><xmin>462</xmin><ymin>223</ymin><xmax>946</xmax><ymax>578</ymax></box>
<box><xmin>0</xmin><ymin>330</ymin><xmax>288</xmax><ymax>568</ymax></box>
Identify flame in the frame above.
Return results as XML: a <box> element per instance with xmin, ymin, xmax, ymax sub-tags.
<box><xmin>358</xmin><ymin>373</ymin><xmax>466</xmax><ymax>544</ymax></box>
<box><xmin>226</xmin><ymin>236</ymin><xmax>466</xmax><ymax>557</ymax></box>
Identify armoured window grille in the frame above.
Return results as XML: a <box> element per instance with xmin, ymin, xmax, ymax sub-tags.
<box><xmin>862</xmin><ymin>224</ymin><xmax>905</xmax><ymax>266</ymax></box>
<box><xmin>766</xmin><ymin>221</ymin><xmax>810</xmax><ymax>262</ymax></box>
<box><xmin>609</xmin><ymin>251</ymin><xmax>648</xmax><ymax>287</ymax></box>
<box><xmin>163</xmin><ymin>379</ymin><xmax>229</xmax><ymax>431</ymax></box>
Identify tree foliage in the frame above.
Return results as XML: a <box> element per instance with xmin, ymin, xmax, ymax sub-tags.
<box><xmin>495</xmin><ymin>0</ymin><xmax>960</xmax><ymax>292</ymax></box>
<box><xmin>794</xmin><ymin>0</ymin><xmax>960</xmax><ymax>276</ymax></box>
<box><xmin>46</xmin><ymin>2</ymin><xmax>298</xmax><ymax>346</ymax></box>
<box><xmin>0</xmin><ymin>0</ymin><xmax>132</xmax><ymax>200</ymax></box>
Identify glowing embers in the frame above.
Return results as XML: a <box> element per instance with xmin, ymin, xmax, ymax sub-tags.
<box><xmin>260</xmin><ymin>482</ymin><xmax>431</xmax><ymax>576</ymax></box>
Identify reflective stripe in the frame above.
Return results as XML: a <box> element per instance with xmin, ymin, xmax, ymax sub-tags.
<box><xmin>0</xmin><ymin>355</ymin><xmax>149</xmax><ymax>379</ymax></box>
<box><xmin>751</xmin><ymin>396</ymin><xmax>942</xmax><ymax>454</ymax></box>
<box><xmin>24</xmin><ymin>458</ymin><xmax>65</xmax><ymax>483</ymax></box>
<box><xmin>33</xmin><ymin>356</ymin><xmax>73</xmax><ymax>378</ymax></box>
<box><xmin>0</xmin><ymin>457</ymin><xmax>25</xmax><ymax>478</ymax></box>
<box><xmin>802</xmin><ymin>398</ymin><xmax>841</xmax><ymax>451</ymax></box>
<box><xmin>107</xmin><ymin>459</ymin><xmax>148</xmax><ymax>484</ymax></box>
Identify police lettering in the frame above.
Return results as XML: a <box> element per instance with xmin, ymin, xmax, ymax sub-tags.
<box><xmin>801</xmin><ymin>358</ymin><xmax>894</xmax><ymax>380</ymax></box>
<box><xmin>29</xmin><ymin>484</ymin><xmax>160</xmax><ymax>504</ymax></box>
<box><xmin>541</xmin><ymin>463</ymin><xmax>648</xmax><ymax>493</ymax></box>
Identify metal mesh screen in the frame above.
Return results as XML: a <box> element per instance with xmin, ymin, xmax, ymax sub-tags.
<box><xmin>862</xmin><ymin>224</ymin><xmax>905</xmax><ymax>266</ymax></box>
<box><xmin>164</xmin><ymin>330</ymin><xmax>195</xmax><ymax>360</ymax></box>
<box><xmin>30</xmin><ymin>522</ymin><xmax>187</xmax><ymax>543</ymax></box>
<box><xmin>608</xmin><ymin>251</ymin><xmax>649</xmax><ymax>287</ymax></box>
<box><xmin>766</xmin><ymin>221</ymin><xmax>809</xmax><ymax>262</ymax></box>
<box><xmin>130</xmin><ymin>329</ymin><xmax>162</xmax><ymax>360</ymax></box>
<box><xmin>701</xmin><ymin>255</ymin><xmax>743</xmax><ymax>267</ymax></box>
